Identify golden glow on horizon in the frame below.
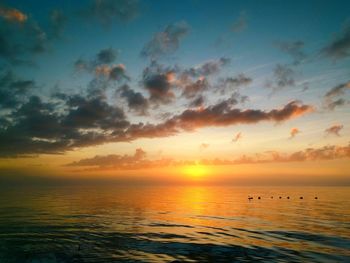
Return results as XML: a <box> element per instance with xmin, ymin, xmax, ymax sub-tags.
<box><xmin>182</xmin><ymin>164</ymin><xmax>209</xmax><ymax>178</ymax></box>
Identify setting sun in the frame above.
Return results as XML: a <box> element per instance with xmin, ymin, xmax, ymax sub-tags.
<box><xmin>183</xmin><ymin>164</ymin><xmax>209</xmax><ymax>178</ymax></box>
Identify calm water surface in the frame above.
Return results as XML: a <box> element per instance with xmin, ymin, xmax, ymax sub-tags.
<box><xmin>0</xmin><ymin>186</ymin><xmax>349</xmax><ymax>262</ymax></box>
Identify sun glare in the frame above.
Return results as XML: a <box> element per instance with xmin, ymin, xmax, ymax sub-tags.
<box><xmin>183</xmin><ymin>164</ymin><xmax>209</xmax><ymax>178</ymax></box>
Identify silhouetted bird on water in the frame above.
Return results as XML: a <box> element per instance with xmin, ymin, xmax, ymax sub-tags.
<box><xmin>258</xmin><ymin>196</ymin><xmax>261</xmax><ymax>199</ymax></box>
<box><xmin>279</xmin><ymin>196</ymin><xmax>282</xmax><ymax>199</ymax></box>
<box><xmin>287</xmin><ymin>196</ymin><xmax>290</xmax><ymax>199</ymax></box>
<box><xmin>271</xmin><ymin>196</ymin><xmax>273</xmax><ymax>199</ymax></box>
<box><xmin>248</xmin><ymin>196</ymin><xmax>253</xmax><ymax>201</ymax></box>
<box><xmin>300</xmin><ymin>197</ymin><xmax>303</xmax><ymax>199</ymax></box>
<box><xmin>315</xmin><ymin>197</ymin><xmax>318</xmax><ymax>199</ymax></box>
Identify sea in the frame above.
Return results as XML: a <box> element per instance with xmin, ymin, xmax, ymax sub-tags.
<box><xmin>0</xmin><ymin>185</ymin><xmax>349</xmax><ymax>262</ymax></box>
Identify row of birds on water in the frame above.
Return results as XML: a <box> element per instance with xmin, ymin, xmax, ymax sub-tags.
<box><xmin>248</xmin><ymin>196</ymin><xmax>318</xmax><ymax>200</ymax></box>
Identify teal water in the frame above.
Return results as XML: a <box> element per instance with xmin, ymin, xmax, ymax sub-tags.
<box><xmin>0</xmin><ymin>186</ymin><xmax>349</xmax><ymax>262</ymax></box>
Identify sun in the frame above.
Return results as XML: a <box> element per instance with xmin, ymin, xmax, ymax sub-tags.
<box><xmin>182</xmin><ymin>164</ymin><xmax>209</xmax><ymax>178</ymax></box>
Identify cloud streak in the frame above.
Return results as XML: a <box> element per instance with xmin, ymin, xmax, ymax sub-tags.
<box><xmin>66</xmin><ymin>142</ymin><xmax>350</xmax><ymax>170</ymax></box>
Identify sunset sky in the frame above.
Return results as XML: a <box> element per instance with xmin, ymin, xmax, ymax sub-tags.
<box><xmin>0</xmin><ymin>0</ymin><xmax>349</xmax><ymax>184</ymax></box>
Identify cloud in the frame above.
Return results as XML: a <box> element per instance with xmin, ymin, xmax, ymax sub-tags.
<box><xmin>267</xmin><ymin>64</ymin><xmax>296</xmax><ymax>93</ymax></box>
<box><xmin>74</xmin><ymin>47</ymin><xmax>119</xmax><ymax>71</ymax></box>
<box><xmin>325</xmin><ymin>124</ymin><xmax>343</xmax><ymax>136</ymax></box>
<box><xmin>189</xmin><ymin>95</ymin><xmax>205</xmax><ymax>108</ymax></box>
<box><xmin>0</xmin><ymin>71</ymin><xmax>36</xmax><ymax>109</ymax></box>
<box><xmin>203</xmin><ymin>142</ymin><xmax>350</xmax><ymax>165</ymax></box>
<box><xmin>141</xmin><ymin>21</ymin><xmax>190</xmax><ymax>59</ymax></box>
<box><xmin>275</xmin><ymin>41</ymin><xmax>306</xmax><ymax>65</ymax></box>
<box><xmin>66</xmin><ymin>148</ymin><xmax>146</xmax><ymax>168</ymax></box>
<box><xmin>289</xmin><ymin>128</ymin><xmax>300</xmax><ymax>139</ymax></box>
<box><xmin>231</xmin><ymin>11</ymin><xmax>247</xmax><ymax>33</ymax></box>
<box><xmin>0</xmin><ymin>6</ymin><xmax>49</xmax><ymax>64</ymax></box>
<box><xmin>216</xmin><ymin>73</ymin><xmax>252</xmax><ymax>93</ymax></box>
<box><xmin>142</xmin><ymin>61</ymin><xmax>176</xmax><ymax>105</ymax></box>
<box><xmin>49</xmin><ymin>9</ymin><xmax>66</xmax><ymax>39</ymax></box>
<box><xmin>232</xmin><ymin>132</ymin><xmax>242</xmax><ymax>142</ymax></box>
<box><xmin>0</xmin><ymin>5</ymin><xmax>27</xmax><ymax>23</ymax></box>
<box><xmin>0</xmin><ymin>91</ymin><xmax>130</xmax><ymax>157</ymax></box>
<box><xmin>122</xmin><ymin>100</ymin><xmax>313</xmax><ymax>141</ymax></box>
<box><xmin>323</xmin><ymin>81</ymin><xmax>350</xmax><ymax>110</ymax></box>
<box><xmin>83</xmin><ymin>0</ymin><xmax>139</xmax><ymax>25</ymax></box>
<box><xmin>66</xmin><ymin>142</ymin><xmax>350</xmax><ymax>170</ymax></box>
<box><xmin>325</xmin><ymin>81</ymin><xmax>350</xmax><ymax>98</ymax></box>
<box><xmin>118</xmin><ymin>84</ymin><xmax>149</xmax><ymax>115</ymax></box>
<box><xmin>183</xmin><ymin>57</ymin><xmax>231</xmax><ymax>77</ymax></box>
<box><xmin>0</xmin><ymin>65</ymin><xmax>313</xmax><ymax>158</ymax></box>
<box><xmin>109</xmin><ymin>64</ymin><xmax>130</xmax><ymax>81</ymax></box>
<box><xmin>181</xmin><ymin>77</ymin><xmax>209</xmax><ymax>99</ymax></box>
<box><xmin>199</xmin><ymin>143</ymin><xmax>209</xmax><ymax>150</ymax></box>
<box><xmin>321</xmin><ymin>23</ymin><xmax>350</xmax><ymax>60</ymax></box>
<box><xmin>74</xmin><ymin>48</ymin><xmax>129</xmax><ymax>83</ymax></box>
<box><xmin>96</xmin><ymin>47</ymin><xmax>118</xmax><ymax>64</ymax></box>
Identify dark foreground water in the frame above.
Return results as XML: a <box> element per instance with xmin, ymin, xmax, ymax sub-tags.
<box><xmin>0</xmin><ymin>186</ymin><xmax>349</xmax><ymax>262</ymax></box>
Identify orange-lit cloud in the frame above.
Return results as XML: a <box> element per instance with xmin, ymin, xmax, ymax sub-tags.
<box><xmin>289</xmin><ymin>128</ymin><xmax>300</xmax><ymax>139</ymax></box>
<box><xmin>325</xmin><ymin>124</ymin><xmax>343</xmax><ymax>136</ymax></box>
<box><xmin>66</xmin><ymin>142</ymin><xmax>350</xmax><ymax>171</ymax></box>
<box><xmin>232</xmin><ymin>132</ymin><xmax>242</xmax><ymax>142</ymax></box>
<box><xmin>123</xmin><ymin>100</ymin><xmax>313</xmax><ymax>141</ymax></box>
<box><xmin>0</xmin><ymin>6</ymin><xmax>27</xmax><ymax>23</ymax></box>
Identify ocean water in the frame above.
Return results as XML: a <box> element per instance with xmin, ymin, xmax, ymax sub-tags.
<box><xmin>0</xmin><ymin>186</ymin><xmax>349</xmax><ymax>262</ymax></box>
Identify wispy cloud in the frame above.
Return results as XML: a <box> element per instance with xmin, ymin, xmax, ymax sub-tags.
<box><xmin>325</xmin><ymin>124</ymin><xmax>343</xmax><ymax>136</ymax></box>
<box><xmin>141</xmin><ymin>21</ymin><xmax>190</xmax><ymax>59</ymax></box>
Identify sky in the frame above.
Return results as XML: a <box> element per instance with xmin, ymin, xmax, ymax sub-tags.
<box><xmin>0</xmin><ymin>0</ymin><xmax>349</xmax><ymax>185</ymax></box>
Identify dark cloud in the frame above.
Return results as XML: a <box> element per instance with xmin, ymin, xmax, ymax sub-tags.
<box><xmin>142</xmin><ymin>61</ymin><xmax>176</xmax><ymax>104</ymax></box>
<box><xmin>0</xmin><ymin>8</ymin><xmax>49</xmax><ymax>64</ymax></box>
<box><xmin>275</xmin><ymin>41</ymin><xmax>306</xmax><ymax>65</ymax></box>
<box><xmin>118</xmin><ymin>84</ymin><xmax>149</xmax><ymax>115</ymax></box>
<box><xmin>189</xmin><ymin>95</ymin><xmax>205</xmax><ymax>108</ymax></box>
<box><xmin>0</xmin><ymin>71</ymin><xmax>36</xmax><ymax>109</ymax></box>
<box><xmin>323</xmin><ymin>81</ymin><xmax>350</xmax><ymax>110</ymax></box>
<box><xmin>141</xmin><ymin>21</ymin><xmax>190</xmax><ymax>59</ymax></box>
<box><xmin>0</xmin><ymin>91</ymin><xmax>130</xmax><ymax>157</ymax></box>
<box><xmin>325</xmin><ymin>81</ymin><xmax>350</xmax><ymax>98</ymax></box>
<box><xmin>66</xmin><ymin>148</ymin><xmax>146</xmax><ymax>168</ymax></box>
<box><xmin>325</xmin><ymin>124</ymin><xmax>343</xmax><ymax>136</ymax></box>
<box><xmin>49</xmin><ymin>9</ymin><xmax>66</xmax><ymax>39</ymax></box>
<box><xmin>74</xmin><ymin>47</ymin><xmax>119</xmax><ymax>72</ymax></box>
<box><xmin>83</xmin><ymin>0</ymin><xmax>139</xmax><ymax>26</ymax></box>
<box><xmin>109</xmin><ymin>64</ymin><xmax>129</xmax><ymax>81</ymax></box>
<box><xmin>231</xmin><ymin>11</ymin><xmax>247</xmax><ymax>33</ymax></box>
<box><xmin>183</xmin><ymin>57</ymin><xmax>231</xmax><ymax>78</ymax></box>
<box><xmin>97</xmin><ymin>47</ymin><xmax>118</xmax><ymax>64</ymax></box>
<box><xmin>321</xmin><ymin>23</ymin><xmax>350</xmax><ymax>60</ymax></box>
<box><xmin>267</xmin><ymin>64</ymin><xmax>296</xmax><ymax>93</ymax></box>
<box><xmin>181</xmin><ymin>77</ymin><xmax>209</xmax><ymax>99</ymax></box>
<box><xmin>74</xmin><ymin>48</ymin><xmax>128</xmax><ymax>84</ymax></box>
<box><xmin>217</xmin><ymin>73</ymin><xmax>252</xmax><ymax>93</ymax></box>
<box><xmin>122</xmin><ymin>100</ymin><xmax>313</xmax><ymax>141</ymax></box>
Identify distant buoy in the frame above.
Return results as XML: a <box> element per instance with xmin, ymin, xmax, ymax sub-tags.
<box><xmin>258</xmin><ymin>196</ymin><xmax>261</xmax><ymax>200</ymax></box>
